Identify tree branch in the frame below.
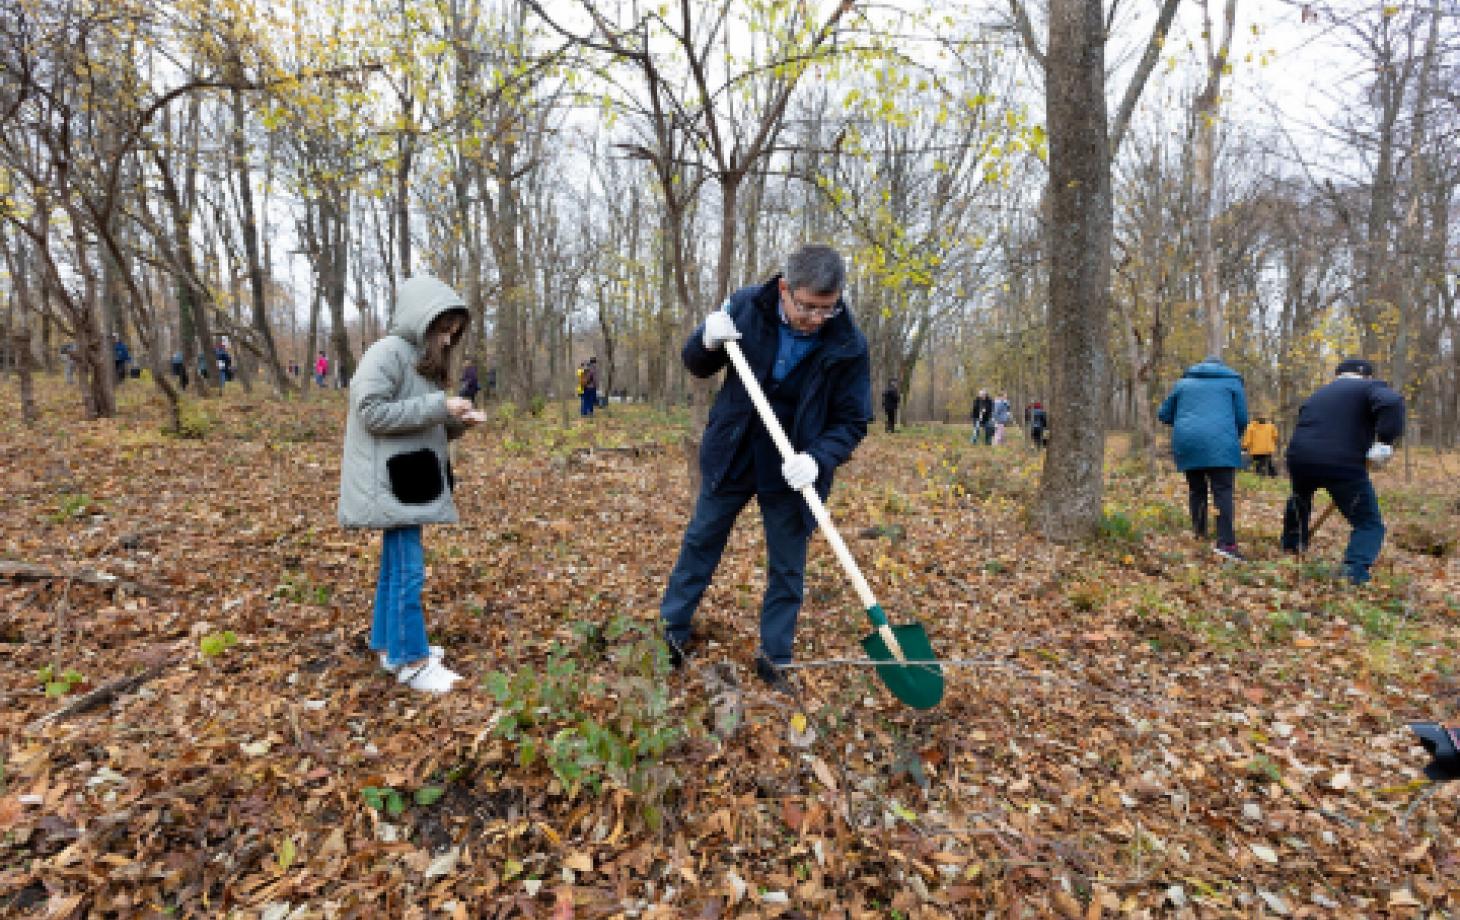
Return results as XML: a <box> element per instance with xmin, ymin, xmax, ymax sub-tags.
<box><xmin>1007</xmin><ymin>0</ymin><xmax>1045</xmax><ymax>71</ymax></box>
<box><xmin>1108</xmin><ymin>0</ymin><xmax>1183</xmax><ymax>158</ymax></box>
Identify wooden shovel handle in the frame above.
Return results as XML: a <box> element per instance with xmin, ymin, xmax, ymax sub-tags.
<box><xmin>1309</xmin><ymin>501</ymin><xmax>1338</xmax><ymax>538</ymax></box>
<box><xmin>722</xmin><ymin>338</ymin><xmax>907</xmax><ymax>662</ymax></box>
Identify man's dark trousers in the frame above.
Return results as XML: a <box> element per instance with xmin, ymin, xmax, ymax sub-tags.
<box><xmin>1281</xmin><ymin>466</ymin><xmax>1385</xmax><ymax>584</ymax></box>
<box><xmin>884</xmin><ymin>407</ymin><xmax>897</xmax><ymax>433</ymax></box>
<box><xmin>660</xmin><ymin>486</ymin><xmax>809</xmax><ymax>665</ymax></box>
<box><xmin>1185</xmin><ymin>468</ymin><xmax>1236</xmax><ymax>545</ymax></box>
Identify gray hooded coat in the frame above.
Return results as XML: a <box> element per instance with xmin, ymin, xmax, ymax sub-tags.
<box><xmin>337</xmin><ymin>276</ymin><xmax>468</xmax><ymax>529</ymax></box>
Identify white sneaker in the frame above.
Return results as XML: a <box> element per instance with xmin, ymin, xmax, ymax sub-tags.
<box><xmin>397</xmin><ymin>659</ymin><xmax>461</xmax><ymax>693</ymax></box>
<box><xmin>379</xmin><ymin>645</ymin><xmax>445</xmax><ymax>673</ymax></box>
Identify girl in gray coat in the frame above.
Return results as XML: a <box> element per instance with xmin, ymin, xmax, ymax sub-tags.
<box><xmin>338</xmin><ymin>276</ymin><xmax>484</xmax><ymax>693</ymax></box>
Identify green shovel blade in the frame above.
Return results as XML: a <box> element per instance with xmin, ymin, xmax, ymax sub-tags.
<box><xmin>860</xmin><ymin>623</ymin><xmax>945</xmax><ymax>710</ymax></box>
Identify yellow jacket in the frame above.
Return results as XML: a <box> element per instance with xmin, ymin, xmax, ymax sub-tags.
<box><xmin>1241</xmin><ymin>420</ymin><xmax>1279</xmax><ymax>456</ymax></box>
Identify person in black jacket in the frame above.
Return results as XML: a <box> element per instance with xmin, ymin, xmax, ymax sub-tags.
<box><xmin>971</xmin><ymin>390</ymin><xmax>994</xmax><ymax>444</ymax></box>
<box><xmin>882</xmin><ymin>379</ymin><xmax>901</xmax><ymax>433</ymax></box>
<box><xmin>1280</xmin><ymin>358</ymin><xmax>1405</xmax><ymax>585</ymax></box>
<box><xmin>1026</xmin><ymin>401</ymin><xmax>1048</xmax><ymax>448</ymax></box>
<box><xmin>659</xmin><ymin>245</ymin><xmax>871</xmax><ymax>690</ymax></box>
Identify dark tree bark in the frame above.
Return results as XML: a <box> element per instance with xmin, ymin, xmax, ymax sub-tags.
<box><xmin>1037</xmin><ymin>0</ymin><xmax>1112</xmax><ymax>540</ymax></box>
<box><xmin>229</xmin><ymin>86</ymin><xmax>290</xmax><ymax>394</ymax></box>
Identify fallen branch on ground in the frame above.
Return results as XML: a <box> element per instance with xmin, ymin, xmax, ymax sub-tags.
<box><xmin>0</xmin><ymin>561</ymin><xmax>163</xmax><ymax>598</ymax></box>
<box><xmin>27</xmin><ymin>647</ymin><xmax>177</xmax><ymax>733</ymax></box>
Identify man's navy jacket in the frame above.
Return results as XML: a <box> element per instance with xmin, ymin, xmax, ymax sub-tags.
<box><xmin>1286</xmin><ymin>375</ymin><xmax>1405</xmax><ymax>475</ymax></box>
<box><xmin>684</xmin><ymin>276</ymin><xmax>871</xmax><ymax>507</ymax></box>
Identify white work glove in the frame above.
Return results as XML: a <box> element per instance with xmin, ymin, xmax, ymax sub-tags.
<box><xmin>782</xmin><ymin>452</ymin><xmax>819</xmax><ymax>491</ymax></box>
<box><xmin>701</xmin><ymin>310</ymin><xmax>741</xmax><ymax>351</ymax></box>
<box><xmin>1366</xmin><ymin>443</ymin><xmax>1393</xmax><ymax>467</ymax></box>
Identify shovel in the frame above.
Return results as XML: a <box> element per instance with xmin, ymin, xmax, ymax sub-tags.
<box><xmin>723</xmin><ymin>338</ymin><xmax>944</xmax><ymax>709</ymax></box>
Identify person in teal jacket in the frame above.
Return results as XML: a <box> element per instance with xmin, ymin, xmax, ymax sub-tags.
<box><xmin>1157</xmin><ymin>356</ymin><xmax>1249</xmax><ymax>560</ymax></box>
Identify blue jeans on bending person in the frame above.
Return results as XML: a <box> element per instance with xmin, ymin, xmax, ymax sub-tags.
<box><xmin>371</xmin><ymin>526</ymin><xmax>430</xmax><ymax>667</ymax></box>
<box><xmin>1281</xmin><ymin>466</ymin><xmax>1385</xmax><ymax>584</ymax></box>
<box><xmin>660</xmin><ymin>486</ymin><xmax>811</xmax><ymax>666</ymax></box>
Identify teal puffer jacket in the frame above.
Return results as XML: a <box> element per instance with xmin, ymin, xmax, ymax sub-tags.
<box><xmin>1156</xmin><ymin>360</ymin><xmax>1249</xmax><ymax>471</ymax></box>
<box><xmin>337</xmin><ymin>276</ymin><xmax>467</xmax><ymax>529</ymax></box>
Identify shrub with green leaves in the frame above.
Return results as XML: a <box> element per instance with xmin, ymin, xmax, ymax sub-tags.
<box><xmin>1097</xmin><ymin>509</ymin><xmax>1140</xmax><ymax>544</ymax></box>
<box><xmin>199</xmin><ymin>630</ymin><xmax>239</xmax><ymax>658</ymax></box>
<box><xmin>484</xmin><ymin>617</ymin><xmax>681</xmax><ymax>828</ymax></box>
<box><xmin>49</xmin><ymin>493</ymin><xmax>96</xmax><ymax>522</ymax></box>
<box><xmin>272</xmin><ymin>571</ymin><xmax>332</xmax><ymax>605</ymax></box>
<box><xmin>165</xmin><ymin>402</ymin><xmax>216</xmax><ymax>439</ymax></box>
<box><xmin>37</xmin><ymin>663</ymin><xmax>85</xmax><ymax>697</ymax></box>
<box><xmin>361</xmin><ymin>782</ymin><xmax>447</xmax><ymax>818</ymax></box>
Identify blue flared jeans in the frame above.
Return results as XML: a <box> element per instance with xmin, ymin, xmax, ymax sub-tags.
<box><xmin>370</xmin><ymin>526</ymin><xmax>430</xmax><ymax>667</ymax></box>
<box><xmin>660</xmin><ymin>487</ymin><xmax>811</xmax><ymax>665</ymax></box>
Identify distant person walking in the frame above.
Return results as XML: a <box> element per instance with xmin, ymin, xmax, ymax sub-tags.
<box><xmin>170</xmin><ymin>351</ymin><xmax>189</xmax><ymax>390</ymax></box>
<box><xmin>459</xmin><ymin>360</ymin><xmax>481</xmax><ymax>406</ymax></box>
<box><xmin>60</xmin><ymin>343</ymin><xmax>77</xmax><ymax>384</ymax></box>
<box><xmin>1280</xmin><ymin>358</ymin><xmax>1405</xmax><ymax>585</ymax></box>
<box><xmin>314</xmin><ymin>351</ymin><xmax>329</xmax><ymax>388</ymax></box>
<box><xmin>338</xmin><ymin>275</ymin><xmax>485</xmax><ymax>694</ymax></box>
<box><xmin>1242</xmin><ymin>415</ymin><xmax>1280</xmax><ymax>477</ymax></box>
<box><xmin>113</xmin><ymin>335</ymin><xmax>131</xmax><ymax>383</ymax></box>
<box><xmin>579</xmin><ymin>356</ymin><xmax>599</xmax><ymax>417</ymax></box>
<box><xmin>1026</xmin><ymin>401</ymin><xmax>1048</xmax><ymax>449</ymax></box>
<box><xmin>215</xmin><ymin>340</ymin><xmax>234</xmax><ymax>385</ymax></box>
<box><xmin>1158</xmin><ymin>355</ymin><xmax>1249</xmax><ymax>561</ymax></box>
<box><xmin>970</xmin><ymin>389</ymin><xmax>994</xmax><ymax>444</ymax></box>
<box><xmin>992</xmin><ymin>393</ymin><xmax>1012</xmax><ymax>445</ymax></box>
<box><xmin>882</xmin><ymin>380</ymin><xmax>901</xmax><ymax>433</ymax></box>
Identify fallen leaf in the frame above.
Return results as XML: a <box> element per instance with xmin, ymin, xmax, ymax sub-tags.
<box><xmin>809</xmin><ymin>756</ymin><xmax>837</xmax><ymax>792</ymax></box>
<box><xmin>425</xmin><ymin>848</ymin><xmax>460</xmax><ymax>880</ymax></box>
<box><xmin>1388</xmin><ymin>888</ymin><xmax>1421</xmax><ymax>907</ymax></box>
<box><xmin>562</xmin><ymin>850</ymin><xmax>593</xmax><ymax>873</ymax></box>
<box><xmin>1400</xmin><ymin>839</ymin><xmax>1430</xmax><ymax>864</ymax></box>
<box><xmin>727</xmin><ymin>870</ymin><xmax>747</xmax><ymax>903</ymax></box>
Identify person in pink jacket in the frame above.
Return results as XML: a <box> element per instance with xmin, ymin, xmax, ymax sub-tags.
<box><xmin>313</xmin><ymin>351</ymin><xmax>330</xmax><ymax>388</ymax></box>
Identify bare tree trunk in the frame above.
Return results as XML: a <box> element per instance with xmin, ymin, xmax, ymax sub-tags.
<box><xmin>230</xmin><ymin>86</ymin><xmax>289</xmax><ymax>394</ymax></box>
<box><xmin>1393</xmin><ymin>0</ymin><xmax>1440</xmax><ymax>461</ymax></box>
<box><xmin>323</xmin><ymin>190</ymin><xmax>355</xmax><ymax>385</ymax></box>
<box><xmin>1194</xmin><ymin>0</ymin><xmax>1238</xmax><ymax>358</ymax></box>
<box><xmin>305</xmin><ymin>281</ymin><xmax>323</xmax><ymax>396</ymax></box>
<box><xmin>395</xmin><ymin>94</ymin><xmax>414</xmax><ymax>279</ymax></box>
<box><xmin>485</xmin><ymin>138</ymin><xmax>531</xmax><ymax>406</ymax></box>
<box><xmin>1037</xmin><ymin>0</ymin><xmax>1113</xmax><ymax>540</ymax></box>
<box><xmin>9</xmin><ymin>241</ymin><xmax>37</xmax><ymax>424</ymax></box>
<box><xmin>3</xmin><ymin>227</ymin><xmax>38</xmax><ymax>423</ymax></box>
<box><xmin>1115</xmin><ymin>282</ymin><xmax>1156</xmax><ymax>472</ymax></box>
<box><xmin>73</xmin><ymin>221</ymin><xmax>116</xmax><ymax>416</ymax></box>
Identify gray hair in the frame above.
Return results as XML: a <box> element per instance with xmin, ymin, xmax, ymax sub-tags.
<box><xmin>785</xmin><ymin>244</ymin><xmax>846</xmax><ymax>295</ymax></box>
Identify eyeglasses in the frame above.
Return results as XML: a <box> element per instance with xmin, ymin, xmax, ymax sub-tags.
<box><xmin>785</xmin><ymin>289</ymin><xmax>843</xmax><ymax>319</ymax></box>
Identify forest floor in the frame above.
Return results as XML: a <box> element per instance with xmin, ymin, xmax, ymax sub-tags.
<box><xmin>1</xmin><ymin>376</ymin><xmax>1458</xmax><ymax>919</ymax></box>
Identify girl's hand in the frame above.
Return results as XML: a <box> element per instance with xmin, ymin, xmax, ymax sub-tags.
<box><xmin>446</xmin><ymin>397</ymin><xmax>474</xmax><ymax>419</ymax></box>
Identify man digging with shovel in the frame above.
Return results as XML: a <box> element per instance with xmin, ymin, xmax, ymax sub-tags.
<box><xmin>659</xmin><ymin>245</ymin><xmax>871</xmax><ymax>693</ymax></box>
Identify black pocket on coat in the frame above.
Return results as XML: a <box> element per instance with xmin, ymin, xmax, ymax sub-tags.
<box><xmin>386</xmin><ymin>448</ymin><xmax>444</xmax><ymax>505</ymax></box>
